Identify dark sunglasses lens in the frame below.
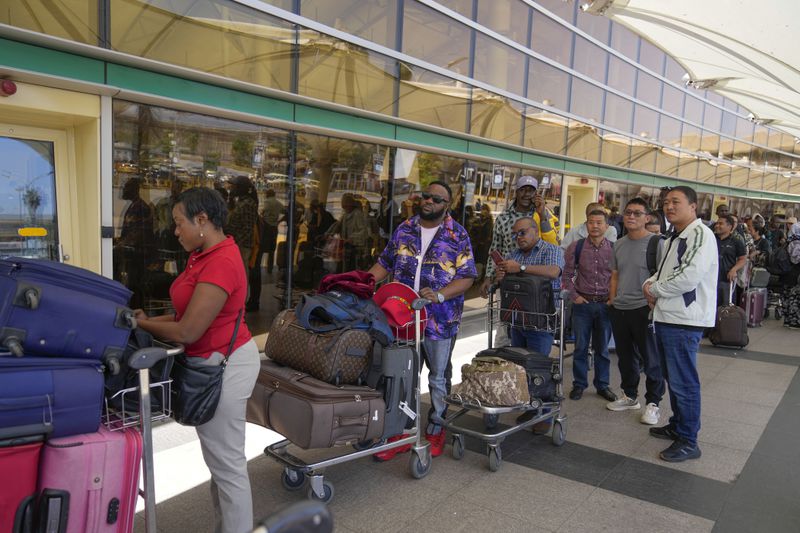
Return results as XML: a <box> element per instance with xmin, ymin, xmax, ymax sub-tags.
<box><xmin>422</xmin><ymin>192</ymin><xmax>446</xmax><ymax>204</ymax></box>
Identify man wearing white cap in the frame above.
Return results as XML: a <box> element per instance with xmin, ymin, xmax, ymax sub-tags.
<box><xmin>480</xmin><ymin>175</ymin><xmax>559</xmax><ymax>298</ymax></box>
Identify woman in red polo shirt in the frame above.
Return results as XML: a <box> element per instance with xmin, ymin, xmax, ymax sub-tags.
<box><xmin>134</xmin><ymin>187</ymin><xmax>260</xmax><ymax>533</ymax></box>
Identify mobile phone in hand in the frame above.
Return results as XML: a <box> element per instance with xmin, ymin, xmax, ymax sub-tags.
<box><xmin>490</xmin><ymin>250</ymin><xmax>504</xmax><ymax>265</ymax></box>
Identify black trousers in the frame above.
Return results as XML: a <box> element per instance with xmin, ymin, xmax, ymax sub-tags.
<box><xmin>608</xmin><ymin>305</ymin><xmax>665</xmax><ymax>406</ymax></box>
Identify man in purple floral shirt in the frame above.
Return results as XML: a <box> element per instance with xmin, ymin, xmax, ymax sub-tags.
<box><xmin>369</xmin><ymin>181</ymin><xmax>477</xmax><ymax>459</ymax></box>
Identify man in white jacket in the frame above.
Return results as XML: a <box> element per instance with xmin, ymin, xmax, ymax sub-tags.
<box><xmin>643</xmin><ymin>186</ymin><xmax>718</xmax><ymax>463</ymax></box>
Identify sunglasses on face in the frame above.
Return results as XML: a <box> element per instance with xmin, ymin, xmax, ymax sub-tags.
<box><xmin>513</xmin><ymin>227</ymin><xmax>532</xmax><ymax>238</ymax></box>
<box><xmin>421</xmin><ymin>192</ymin><xmax>448</xmax><ymax>204</ymax></box>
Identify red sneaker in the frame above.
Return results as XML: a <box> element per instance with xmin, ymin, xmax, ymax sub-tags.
<box><xmin>373</xmin><ymin>434</ymin><xmax>411</xmax><ymax>462</ymax></box>
<box><xmin>426</xmin><ymin>431</ymin><xmax>446</xmax><ymax>457</ymax></box>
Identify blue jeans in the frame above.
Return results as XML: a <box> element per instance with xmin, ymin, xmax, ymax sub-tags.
<box><xmin>510</xmin><ymin>328</ymin><xmax>554</xmax><ymax>355</ymax></box>
<box><xmin>571</xmin><ymin>302</ymin><xmax>612</xmax><ymax>391</ymax></box>
<box><xmin>422</xmin><ymin>337</ymin><xmax>455</xmax><ymax>434</ymax></box>
<box><xmin>654</xmin><ymin>323</ymin><xmax>702</xmax><ymax>445</ymax></box>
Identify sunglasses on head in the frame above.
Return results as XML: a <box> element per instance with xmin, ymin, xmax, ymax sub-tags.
<box><xmin>421</xmin><ymin>192</ymin><xmax>448</xmax><ymax>204</ymax></box>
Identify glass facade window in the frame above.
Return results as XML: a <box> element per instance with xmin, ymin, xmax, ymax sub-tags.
<box><xmin>535</xmin><ymin>0</ymin><xmax>575</xmax><ymax>24</ymax></box>
<box><xmin>0</xmin><ymin>0</ymin><xmax>99</xmax><ymax>45</ymax></box>
<box><xmin>477</xmin><ymin>0</ymin><xmax>531</xmax><ymax>43</ymax></box>
<box><xmin>576</xmin><ymin>9</ymin><xmax>610</xmax><ymax>44</ymax></box>
<box><xmin>111</xmin><ymin>0</ymin><xmax>293</xmax><ymax>92</ymax></box>
<box><xmin>664</xmin><ymin>55</ymin><xmax>686</xmax><ymax>86</ymax></box>
<box><xmin>661</xmin><ymin>84</ymin><xmax>685</xmax><ymax>117</ymax></box>
<box><xmin>299</xmin><ymin>0</ymin><xmax>398</xmax><ymax>49</ymax></box>
<box><xmin>531</xmin><ymin>10</ymin><xmax>572</xmax><ymax>65</ymax></box>
<box><xmin>473</xmin><ymin>34</ymin><xmax>526</xmax><ymax>94</ymax></box>
<box><xmin>523</xmin><ymin>106</ymin><xmax>568</xmax><ymax>155</ymax></box>
<box><xmin>471</xmin><ymin>97</ymin><xmax>525</xmax><ymax>144</ymax></box>
<box><xmin>297</xmin><ymin>38</ymin><xmax>397</xmax><ymax>115</ymax></box>
<box><xmin>635</xmin><ymin>71</ymin><xmax>662</xmax><ymax>108</ymax></box>
<box><xmin>572</xmin><ymin>36</ymin><xmax>608</xmax><ymax>82</ymax></box>
<box><xmin>603</xmin><ymin>92</ymin><xmax>634</xmax><ymax>134</ymax></box>
<box><xmin>435</xmin><ymin>0</ymin><xmax>475</xmax><ymax>19</ymax></box>
<box><xmin>609</xmin><ymin>22</ymin><xmax>638</xmax><ymax>62</ymax></box>
<box><xmin>637</xmin><ymin>38</ymin><xmax>665</xmax><ymax>75</ymax></box>
<box><xmin>397</xmin><ymin>66</ymin><xmax>469</xmax><ymax>133</ymax></box>
<box><xmin>527</xmin><ymin>57</ymin><xmax>569</xmax><ymax>110</ymax></box>
<box><xmin>569</xmin><ymin>78</ymin><xmax>603</xmax><ymax>124</ymax></box>
<box><xmin>683</xmin><ymin>95</ymin><xmax>704</xmax><ymax>127</ymax></box>
<box><xmin>607</xmin><ymin>55</ymin><xmax>636</xmax><ymax>95</ymax></box>
<box><xmin>703</xmin><ymin>102</ymin><xmax>723</xmax><ymax>132</ymax></box>
<box><xmin>402</xmin><ymin>1</ymin><xmax>472</xmax><ymax>74</ymax></box>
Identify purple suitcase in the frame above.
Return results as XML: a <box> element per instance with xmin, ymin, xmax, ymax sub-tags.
<box><xmin>745</xmin><ymin>288</ymin><xmax>767</xmax><ymax>327</ymax></box>
<box><xmin>0</xmin><ymin>257</ymin><xmax>134</xmax><ymax>369</ymax></box>
<box><xmin>38</xmin><ymin>426</ymin><xmax>143</xmax><ymax>533</ymax></box>
<box><xmin>0</xmin><ymin>356</ymin><xmax>104</xmax><ymax>439</ymax></box>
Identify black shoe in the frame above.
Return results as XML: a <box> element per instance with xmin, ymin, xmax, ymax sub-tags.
<box><xmin>516</xmin><ymin>411</ymin><xmax>536</xmax><ymax>424</ymax></box>
<box><xmin>569</xmin><ymin>387</ymin><xmax>584</xmax><ymax>400</ymax></box>
<box><xmin>659</xmin><ymin>439</ymin><xmax>701</xmax><ymax>462</ymax></box>
<box><xmin>597</xmin><ymin>388</ymin><xmax>618</xmax><ymax>402</ymax></box>
<box><xmin>531</xmin><ymin>420</ymin><xmax>552</xmax><ymax>435</ymax></box>
<box><xmin>649</xmin><ymin>425</ymin><xmax>679</xmax><ymax>441</ymax></box>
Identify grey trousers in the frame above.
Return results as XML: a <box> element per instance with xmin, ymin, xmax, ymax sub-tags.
<box><xmin>193</xmin><ymin>339</ymin><xmax>260</xmax><ymax>533</ymax></box>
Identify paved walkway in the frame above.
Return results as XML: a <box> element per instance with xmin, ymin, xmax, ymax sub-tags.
<box><xmin>135</xmin><ymin>315</ymin><xmax>800</xmax><ymax>533</ymax></box>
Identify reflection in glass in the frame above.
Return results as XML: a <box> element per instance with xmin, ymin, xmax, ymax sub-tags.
<box><xmin>402</xmin><ymin>1</ymin><xmax>471</xmax><ymax>73</ymax></box>
<box><xmin>762</xmin><ymin>172</ymin><xmax>778</xmax><ymax>192</ymax></box>
<box><xmin>637</xmin><ymin>38</ymin><xmax>664</xmax><ymax>74</ymax></box>
<box><xmin>0</xmin><ymin>0</ymin><xmax>99</xmax><ymax>44</ymax></box>
<box><xmin>528</xmin><ymin>57</ymin><xmax>569</xmax><ymax>110</ymax></box>
<box><xmin>731</xmin><ymin>166</ymin><xmax>752</xmax><ymax>189</ymax></box>
<box><xmin>697</xmin><ymin>157</ymin><xmax>717</xmax><ymax>183</ymax></box>
<box><xmin>471</xmin><ymin>97</ymin><xmax>525</xmax><ymax>144</ymax></box>
<box><xmin>531</xmin><ymin>10</ymin><xmax>572</xmax><ymax>65</ymax></box>
<box><xmin>569</xmin><ymin>78</ymin><xmax>603</xmax><ymax>123</ymax></box>
<box><xmin>607</xmin><ymin>55</ymin><xmax>636</xmax><ymax>95</ymax></box>
<box><xmin>635</xmin><ymin>72</ymin><xmax>661</xmax><ymax>107</ymax></box>
<box><xmin>300</xmin><ymin>0</ymin><xmax>398</xmax><ymax>48</ymax></box>
<box><xmin>0</xmin><ymin>138</ymin><xmax>58</xmax><ymax>259</ymax></box>
<box><xmin>477</xmin><ymin>0</ymin><xmax>531</xmax><ymax>42</ymax></box>
<box><xmin>572</xmin><ymin>36</ymin><xmax>608</xmax><ymax>82</ymax></box>
<box><xmin>397</xmin><ymin>66</ymin><xmax>468</xmax><ymax>133</ymax></box>
<box><xmin>473</xmin><ymin>34</ymin><xmax>526</xmax><ymax>94</ymax></box>
<box><xmin>523</xmin><ymin>106</ymin><xmax>568</xmax><ymax>155</ymax></box>
<box><xmin>600</xmin><ymin>131</ymin><xmax>632</xmax><ymax>167</ymax></box>
<box><xmin>297</xmin><ymin>36</ymin><xmax>396</xmax><ymax>115</ymax></box>
<box><xmin>112</xmin><ymin>0</ymin><xmax>293</xmax><ymax>92</ymax></box>
<box><xmin>566</xmin><ymin>119</ymin><xmax>600</xmax><ymax>162</ymax></box>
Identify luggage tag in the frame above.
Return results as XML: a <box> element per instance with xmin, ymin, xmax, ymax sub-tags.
<box><xmin>399</xmin><ymin>401</ymin><xmax>416</xmax><ymax>420</ymax></box>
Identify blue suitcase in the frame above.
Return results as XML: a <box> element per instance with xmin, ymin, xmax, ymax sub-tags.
<box><xmin>0</xmin><ymin>356</ymin><xmax>104</xmax><ymax>439</ymax></box>
<box><xmin>0</xmin><ymin>257</ymin><xmax>135</xmax><ymax>370</ymax></box>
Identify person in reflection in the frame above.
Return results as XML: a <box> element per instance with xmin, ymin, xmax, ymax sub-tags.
<box><xmin>260</xmin><ymin>189</ymin><xmax>283</xmax><ymax>274</ymax></box>
<box><xmin>326</xmin><ymin>193</ymin><xmax>370</xmax><ymax>272</ymax></box>
<box><xmin>134</xmin><ymin>187</ymin><xmax>260</xmax><ymax>533</ymax></box>
<box><xmin>116</xmin><ymin>177</ymin><xmax>155</xmax><ymax>308</ymax></box>
<box><xmin>643</xmin><ymin>186</ymin><xmax>718</xmax><ymax>462</ymax></box>
<box><xmin>368</xmin><ymin>181</ymin><xmax>477</xmax><ymax>459</ymax></box>
<box><xmin>226</xmin><ymin>176</ymin><xmax>259</xmax><ymax>268</ymax></box>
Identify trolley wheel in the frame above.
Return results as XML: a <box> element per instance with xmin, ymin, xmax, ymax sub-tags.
<box><xmin>552</xmin><ymin>420</ymin><xmax>566</xmax><ymax>447</ymax></box>
<box><xmin>451</xmin><ymin>435</ymin><xmax>465</xmax><ymax>460</ymax></box>
<box><xmin>307</xmin><ymin>480</ymin><xmax>334</xmax><ymax>504</ymax></box>
<box><xmin>483</xmin><ymin>413</ymin><xmax>499</xmax><ymax>430</ymax></box>
<box><xmin>281</xmin><ymin>469</ymin><xmax>306</xmax><ymax>491</ymax></box>
<box><xmin>409</xmin><ymin>451</ymin><xmax>432</xmax><ymax>479</ymax></box>
<box><xmin>487</xmin><ymin>446</ymin><xmax>502</xmax><ymax>472</ymax></box>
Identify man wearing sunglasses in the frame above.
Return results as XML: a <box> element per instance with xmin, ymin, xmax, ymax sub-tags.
<box><xmin>369</xmin><ymin>181</ymin><xmax>477</xmax><ymax>459</ymax></box>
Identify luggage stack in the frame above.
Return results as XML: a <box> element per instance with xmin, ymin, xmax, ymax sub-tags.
<box><xmin>0</xmin><ymin>256</ymin><xmax>168</xmax><ymax>533</ymax></box>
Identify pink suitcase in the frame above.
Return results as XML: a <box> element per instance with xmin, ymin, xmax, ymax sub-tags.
<box><xmin>745</xmin><ymin>288</ymin><xmax>767</xmax><ymax>328</ymax></box>
<box><xmin>38</xmin><ymin>426</ymin><xmax>143</xmax><ymax>533</ymax></box>
<box><xmin>0</xmin><ymin>437</ymin><xmax>43</xmax><ymax>533</ymax></box>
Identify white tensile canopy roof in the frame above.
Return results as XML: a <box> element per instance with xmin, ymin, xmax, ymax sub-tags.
<box><xmin>585</xmin><ymin>0</ymin><xmax>800</xmax><ymax>140</ymax></box>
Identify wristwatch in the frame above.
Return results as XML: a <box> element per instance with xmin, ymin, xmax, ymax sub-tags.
<box><xmin>520</xmin><ymin>264</ymin><xmax>527</xmax><ymax>273</ymax></box>
<box><xmin>436</xmin><ymin>292</ymin><xmax>445</xmax><ymax>304</ymax></box>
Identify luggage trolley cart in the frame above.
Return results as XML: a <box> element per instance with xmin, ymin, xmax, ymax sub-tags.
<box><xmin>444</xmin><ymin>287</ymin><xmax>567</xmax><ymax>472</ymax></box>
<box><xmin>265</xmin><ymin>298</ymin><xmax>432</xmax><ymax>504</ymax></box>
<box><xmin>103</xmin><ymin>340</ymin><xmax>183</xmax><ymax>533</ymax></box>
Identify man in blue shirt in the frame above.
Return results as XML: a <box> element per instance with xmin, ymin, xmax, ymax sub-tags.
<box><xmin>493</xmin><ymin>217</ymin><xmax>565</xmax><ymax>355</ymax></box>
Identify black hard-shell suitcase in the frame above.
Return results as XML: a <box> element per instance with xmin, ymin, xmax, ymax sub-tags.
<box><xmin>246</xmin><ymin>359</ymin><xmax>385</xmax><ymax>449</ymax></box>
<box><xmin>367</xmin><ymin>345</ymin><xmax>416</xmax><ymax>439</ymax></box>
<box><xmin>0</xmin><ymin>257</ymin><xmax>135</xmax><ymax>370</ymax></box>
<box><xmin>477</xmin><ymin>346</ymin><xmax>560</xmax><ymax>401</ymax></box>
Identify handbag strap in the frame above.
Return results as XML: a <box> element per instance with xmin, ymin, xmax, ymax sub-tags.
<box><xmin>223</xmin><ymin>309</ymin><xmax>244</xmax><ymax>365</ymax></box>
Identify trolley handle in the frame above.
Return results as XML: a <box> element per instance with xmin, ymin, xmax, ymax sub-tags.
<box><xmin>128</xmin><ymin>343</ymin><xmax>184</xmax><ymax>371</ymax></box>
<box><xmin>411</xmin><ymin>297</ymin><xmax>431</xmax><ymax>311</ymax></box>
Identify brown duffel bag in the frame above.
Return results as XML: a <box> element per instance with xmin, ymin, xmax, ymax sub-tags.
<box><xmin>265</xmin><ymin>309</ymin><xmax>374</xmax><ymax>385</ymax></box>
<box><xmin>246</xmin><ymin>359</ymin><xmax>385</xmax><ymax>449</ymax></box>
<box><xmin>453</xmin><ymin>356</ymin><xmax>530</xmax><ymax>406</ymax></box>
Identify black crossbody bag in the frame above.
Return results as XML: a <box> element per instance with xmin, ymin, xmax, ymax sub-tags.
<box><xmin>171</xmin><ymin>309</ymin><xmax>244</xmax><ymax>426</ymax></box>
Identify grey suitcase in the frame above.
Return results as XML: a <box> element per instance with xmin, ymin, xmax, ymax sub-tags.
<box><xmin>367</xmin><ymin>345</ymin><xmax>416</xmax><ymax>439</ymax></box>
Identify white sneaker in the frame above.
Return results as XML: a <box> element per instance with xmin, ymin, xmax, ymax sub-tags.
<box><xmin>606</xmin><ymin>396</ymin><xmax>641</xmax><ymax>411</ymax></box>
<box><xmin>640</xmin><ymin>403</ymin><xmax>660</xmax><ymax>425</ymax></box>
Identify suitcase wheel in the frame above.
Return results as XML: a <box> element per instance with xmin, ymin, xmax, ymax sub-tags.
<box><xmin>451</xmin><ymin>435</ymin><xmax>465</xmax><ymax>460</ymax></box>
<box><xmin>281</xmin><ymin>468</ymin><xmax>307</xmax><ymax>491</ymax></box>
<box><xmin>23</xmin><ymin>288</ymin><xmax>39</xmax><ymax>310</ymax></box>
<box><xmin>3</xmin><ymin>336</ymin><xmax>24</xmax><ymax>357</ymax></box>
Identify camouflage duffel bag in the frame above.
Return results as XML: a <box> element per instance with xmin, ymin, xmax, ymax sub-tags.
<box><xmin>454</xmin><ymin>356</ymin><xmax>530</xmax><ymax>406</ymax></box>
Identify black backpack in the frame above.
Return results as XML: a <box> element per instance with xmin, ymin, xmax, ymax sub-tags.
<box><xmin>767</xmin><ymin>245</ymin><xmax>792</xmax><ymax>275</ymax></box>
<box><xmin>295</xmin><ymin>290</ymin><xmax>394</xmax><ymax>346</ymax></box>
